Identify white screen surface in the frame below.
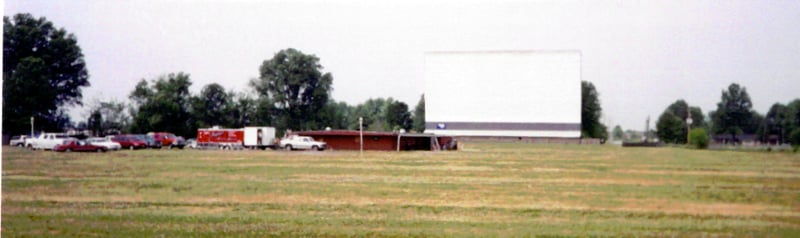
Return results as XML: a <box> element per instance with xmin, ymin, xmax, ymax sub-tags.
<box><xmin>424</xmin><ymin>51</ymin><xmax>581</xmax><ymax>137</ymax></box>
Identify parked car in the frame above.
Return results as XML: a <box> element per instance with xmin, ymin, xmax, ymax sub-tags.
<box><xmin>279</xmin><ymin>135</ymin><xmax>326</xmax><ymax>151</ymax></box>
<box><xmin>87</xmin><ymin>137</ymin><xmax>121</xmax><ymax>151</ymax></box>
<box><xmin>29</xmin><ymin>133</ymin><xmax>69</xmax><ymax>150</ymax></box>
<box><xmin>111</xmin><ymin>134</ymin><xmax>148</xmax><ymax>150</ymax></box>
<box><xmin>54</xmin><ymin>139</ymin><xmax>107</xmax><ymax>152</ymax></box>
<box><xmin>9</xmin><ymin>135</ymin><xmax>29</xmax><ymax>147</ymax></box>
<box><xmin>185</xmin><ymin>138</ymin><xmax>197</xmax><ymax>149</ymax></box>
<box><xmin>148</xmin><ymin>132</ymin><xmax>186</xmax><ymax>149</ymax></box>
<box><xmin>135</xmin><ymin>134</ymin><xmax>162</xmax><ymax>149</ymax></box>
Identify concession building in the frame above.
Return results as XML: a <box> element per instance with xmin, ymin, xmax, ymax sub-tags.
<box><xmin>296</xmin><ymin>130</ymin><xmax>454</xmax><ymax>151</ymax></box>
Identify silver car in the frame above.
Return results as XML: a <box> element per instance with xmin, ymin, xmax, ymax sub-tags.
<box><xmin>87</xmin><ymin>137</ymin><xmax>122</xmax><ymax>151</ymax></box>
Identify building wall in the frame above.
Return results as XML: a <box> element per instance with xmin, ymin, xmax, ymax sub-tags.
<box><xmin>304</xmin><ymin>135</ymin><xmax>397</xmax><ymax>151</ymax></box>
<box><xmin>297</xmin><ymin>131</ymin><xmax>452</xmax><ymax>151</ymax></box>
<box><xmin>455</xmin><ymin>136</ymin><xmax>600</xmax><ymax>144</ymax></box>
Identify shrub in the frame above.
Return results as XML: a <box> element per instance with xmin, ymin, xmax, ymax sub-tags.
<box><xmin>790</xmin><ymin>128</ymin><xmax>800</xmax><ymax>152</ymax></box>
<box><xmin>688</xmin><ymin>128</ymin><xmax>709</xmax><ymax>149</ymax></box>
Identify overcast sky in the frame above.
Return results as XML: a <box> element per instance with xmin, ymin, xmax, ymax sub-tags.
<box><xmin>5</xmin><ymin>0</ymin><xmax>800</xmax><ymax>131</ymax></box>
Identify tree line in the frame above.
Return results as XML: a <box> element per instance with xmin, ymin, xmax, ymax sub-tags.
<box><xmin>113</xmin><ymin>64</ymin><xmax>426</xmax><ymax>138</ymax></box>
<box><xmin>86</xmin><ymin>54</ymin><xmax>428</xmax><ymax>138</ymax></box>
<box><xmin>643</xmin><ymin>83</ymin><xmax>800</xmax><ymax>148</ymax></box>
<box><xmin>5</xmin><ymin>13</ymin><xmax>610</xmax><ymax>141</ymax></box>
<box><xmin>2</xmin><ymin>14</ymin><xmax>428</xmax><ymax>138</ymax></box>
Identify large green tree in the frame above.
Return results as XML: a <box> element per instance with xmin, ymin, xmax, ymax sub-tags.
<box><xmin>581</xmin><ymin>81</ymin><xmax>607</xmax><ymax>142</ymax></box>
<box><xmin>764</xmin><ymin>103</ymin><xmax>789</xmax><ymax>144</ymax></box>
<box><xmin>761</xmin><ymin>99</ymin><xmax>800</xmax><ymax>145</ymax></box>
<box><xmin>787</xmin><ymin>99</ymin><xmax>800</xmax><ymax>146</ymax></box>
<box><xmin>3</xmin><ymin>13</ymin><xmax>89</xmax><ymax>134</ymax></box>
<box><xmin>351</xmin><ymin>98</ymin><xmax>401</xmax><ymax>131</ymax></box>
<box><xmin>656</xmin><ymin>99</ymin><xmax>705</xmax><ymax>144</ymax></box>
<box><xmin>249</xmin><ymin>48</ymin><xmax>333</xmax><ymax>133</ymax></box>
<box><xmin>191</xmin><ymin>83</ymin><xmax>231</xmax><ymax>128</ymax></box>
<box><xmin>87</xmin><ymin>109</ymin><xmax>102</xmax><ymax>136</ymax></box>
<box><xmin>227</xmin><ymin>93</ymin><xmax>261</xmax><ymax>128</ymax></box>
<box><xmin>385</xmin><ymin>101</ymin><xmax>412</xmax><ymax>131</ymax></box>
<box><xmin>317</xmin><ymin>100</ymin><xmax>353</xmax><ymax>131</ymax></box>
<box><xmin>656</xmin><ymin>111</ymin><xmax>684</xmax><ymax>144</ymax></box>
<box><xmin>88</xmin><ymin>99</ymin><xmax>129</xmax><ymax>135</ymax></box>
<box><xmin>710</xmin><ymin>83</ymin><xmax>758</xmax><ymax>142</ymax></box>
<box><xmin>612</xmin><ymin>125</ymin><xmax>624</xmax><ymax>141</ymax></box>
<box><xmin>129</xmin><ymin>73</ymin><xmax>194</xmax><ymax>137</ymax></box>
<box><xmin>412</xmin><ymin>95</ymin><xmax>425</xmax><ymax>133</ymax></box>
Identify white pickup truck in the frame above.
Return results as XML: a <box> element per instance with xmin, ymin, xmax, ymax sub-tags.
<box><xmin>10</xmin><ymin>135</ymin><xmax>29</xmax><ymax>147</ymax></box>
<box><xmin>29</xmin><ymin>133</ymin><xmax>69</xmax><ymax>150</ymax></box>
<box><xmin>279</xmin><ymin>135</ymin><xmax>326</xmax><ymax>151</ymax></box>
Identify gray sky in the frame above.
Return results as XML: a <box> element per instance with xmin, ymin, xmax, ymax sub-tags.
<box><xmin>5</xmin><ymin>0</ymin><xmax>800</xmax><ymax>131</ymax></box>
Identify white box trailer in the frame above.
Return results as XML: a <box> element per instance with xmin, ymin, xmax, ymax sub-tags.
<box><xmin>243</xmin><ymin>127</ymin><xmax>276</xmax><ymax>149</ymax></box>
<box><xmin>424</xmin><ymin>50</ymin><xmax>582</xmax><ymax>138</ymax></box>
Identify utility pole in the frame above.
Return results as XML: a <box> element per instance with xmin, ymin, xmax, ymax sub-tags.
<box><xmin>30</xmin><ymin>117</ymin><xmax>34</xmax><ymax>136</ymax></box>
<box><xmin>645</xmin><ymin>116</ymin><xmax>650</xmax><ymax>143</ymax></box>
<box><xmin>359</xmin><ymin>117</ymin><xmax>363</xmax><ymax>157</ymax></box>
<box><xmin>686</xmin><ymin>109</ymin><xmax>693</xmax><ymax>144</ymax></box>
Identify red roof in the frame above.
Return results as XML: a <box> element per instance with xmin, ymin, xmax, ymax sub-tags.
<box><xmin>296</xmin><ymin>130</ymin><xmax>398</xmax><ymax>137</ymax></box>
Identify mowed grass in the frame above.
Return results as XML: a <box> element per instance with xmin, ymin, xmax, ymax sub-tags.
<box><xmin>2</xmin><ymin>143</ymin><xmax>799</xmax><ymax>237</ymax></box>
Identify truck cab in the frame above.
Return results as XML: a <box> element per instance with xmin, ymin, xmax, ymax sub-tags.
<box><xmin>30</xmin><ymin>133</ymin><xmax>69</xmax><ymax>150</ymax></box>
<box><xmin>279</xmin><ymin>135</ymin><xmax>326</xmax><ymax>151</ymax></box>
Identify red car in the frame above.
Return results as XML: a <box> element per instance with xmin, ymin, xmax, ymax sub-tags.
<box><xmin>111</xmin><ymin>134</ymin><xmax>148</xmax><ymax>150</ymax></box>
<box><xmin>148</xmin><ymin>132</ymin><xmax>186</xmax><ymax>149</ymax></box>
<box><xmin>54</xmin><ymin>139</ymin><xmax>107</xmax><ymax>153</ymax></box>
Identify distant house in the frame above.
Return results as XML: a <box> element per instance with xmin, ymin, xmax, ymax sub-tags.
<box><xmin>712</xmin><ymin>134</ymin><xmax>758</xmax><ymax>146</ymax></box>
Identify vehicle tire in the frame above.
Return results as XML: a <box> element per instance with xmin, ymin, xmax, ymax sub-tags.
<box><xmin>129</xmin><ymin>145</ymin><xmax>134</xmax><ymax>150</ymax></box>
<box><xmin>65</xmin><ymin>148</ymin><xmax>71</xmax><ymax>152</ymax></box>
<box><xmin>312</xmin><ymin>145</ymin><xmax>319</xmax><ymax>151</ymax></box>
<box><xmin>284</xmin><ymin>144</ymin><xmax>292</xmax><ymax>151</ymax></box>
<box><xmin>97</xmin><ymin>148</ymin><xmax>103</xmax><ymax>153</ymax></box>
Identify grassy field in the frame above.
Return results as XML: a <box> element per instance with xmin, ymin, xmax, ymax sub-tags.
<box><xmin>2</xmin><ymin>143</ymin><xmax>799</xmax><ymax>237</ymax></box>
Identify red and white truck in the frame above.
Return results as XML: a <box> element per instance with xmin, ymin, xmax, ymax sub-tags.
<box><xmin>196</xmin><ymin>126</ymin><xmax>276</xmax><ymax>150</ymax></box>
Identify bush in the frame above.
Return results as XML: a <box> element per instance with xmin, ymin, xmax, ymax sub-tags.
<box><xmin>688</xmin><ymin>128</ymin><xmax>709</xmax><ymax>149</ymax></box>
<box><xmin>790</xmin><ymin>128</ymin><xmax>800</xmax><ymax>152</ymax></box>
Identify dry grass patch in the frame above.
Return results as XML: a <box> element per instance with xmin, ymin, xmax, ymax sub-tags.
<box><xmin>615</xmin><ymin>168</ymin><xmax>800</xmax><ymax>178</ymax></box>
<box><xmin>290</xmin><ymin>174</ymin><xmax>678</xmax><ymax>186</ymax></box>
<box><xmin>232</xmin><ymin>162</ymin><xmax>496</xmax><ymax>172</ymax></box>
<box><xmin>615</xmin><ymin>198</ymin><xmax>796</xmax><ymax>217</ymax></box>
